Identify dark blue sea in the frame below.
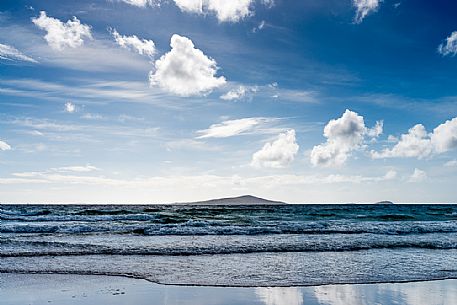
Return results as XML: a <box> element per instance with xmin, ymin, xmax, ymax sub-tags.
<box><xmin>1</xmin><ymin>204</ymin><xmax>457</xmax><ymax>286</ymax></box>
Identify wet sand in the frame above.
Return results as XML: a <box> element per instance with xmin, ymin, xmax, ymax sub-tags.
<box><xmin>1</xmin><ymin>273</ymin><xmax>456</xmax><ymax>305</ymax></box>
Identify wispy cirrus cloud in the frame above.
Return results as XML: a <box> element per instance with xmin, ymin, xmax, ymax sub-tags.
<box><xmin>0</xmin><ymin>43</ymin><xmax>37</xmax><ymax>63</ymax></box>
<box><xmin>81</xmin><ymin>113</ymin><xmax>104</xmax><ymax>120</ymax></box>
<box><xmin>219</xmin><ymin>82</ymin><xmax>317</xmax><ymax>103</ymax></box>
<box><xmin>0</xmin><ymin>140</ymin><xmax>11</xmax><ymax>151</ymax></box>
<box><xmin>220</xmin><ymin>85</ymin><xmax>258</xmax><ymax>101</ymax></box>
<box><xmin>438</xmin><ymin>31</ymin><xmax>457</xmax><ymax>56</ymax></box>
<box><xmin>445</xmin><ymin>160</ymin><xmax>457</xmax><ymax>167</ymax></box>
<box><xmin>220</xmin><ymin>86</ymin><xmax>250</xmax><ymax>101</ymax></box>
<box><xmin>165</xmin><ymin>139</ymin><xmax>221</xmax><ymax>152</ymax></box>
<box><xmin>9</xmin><ymin>117</ymin><xmax>160</xmax><ymax>141</ymax></box>
<box><xmin>0</xmin><ymin>79</ymin><xmax>174</xmax><ymax>107</ymax></box>
<box><xmin>252</xmin><ymin>20</ymin><xmax>266</xmax><ymax>33</ymax></box>
<box><xmin>51</xmin><ymin>165</ymin><xmax>100</xmax><ymax>173</ymax></box>
<box><xmin>196</xmin><ymin>117</ymin><xmax>275</xmax><ymax>139</ymax></box>
<box><xmin>353</xmin><ymin>0</ymin><xmax>381</xmax><ymax>24</ymax></box>
<box><xmin>408</xmin><ymin>168</ymin><xmax>427</xmax><ymax>183</ymax></box>
<box><xmin>13</xmin><ymin>165</ymin><xmax>101</xmax><ymax>177</ymax></box>
<box><xmin>119</xmin><ymin>0</ymin><xmax>159</xmax><ymax>7</ymax></box>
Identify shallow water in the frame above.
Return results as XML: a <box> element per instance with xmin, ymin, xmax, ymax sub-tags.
<box><xmin>1</xmin><ymin>204</ymin><xmax>457</xmax><ymax>286</ymax></box>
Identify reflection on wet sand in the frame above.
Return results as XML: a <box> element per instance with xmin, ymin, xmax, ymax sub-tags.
<box><xmin>256</xmin><ymin>287</ymin><xmax>304</xmax><ymax>305</ymax></box>
<box><xmin>313</xmin><ymin>280</ymin><xmax>457</xmax><ymax>305</ymax></box>
<box><xmin>2</xmin><ymin>273</ymin><xmax>456</xmax><ymax>305</ymax></box>
<box><xmin>314</xmin><ymin>284</ymin><xmax>400</xmax><ymax>305</ymax></box>
<box><xmin>380</xmin><ymin>280</ymin><xmax>457</xmax><ymax>305</ymax></box>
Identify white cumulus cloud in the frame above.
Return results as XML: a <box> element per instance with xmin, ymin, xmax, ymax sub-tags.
<box><xmin>251</xmin><ymin>130</ymin><xmax>299</xmax><ymax>168</ymax></box>
<box><xmin>367</xmin><ymin>120</ymin><xmax>383</xmax><ymax>138</ymax></box>
<box><xmin>173</xmin><ymin>0</ymin><xmax>203</xmax><ymax>13</ymax></box>
<box><xmin>118</xmin><ymin>0</ymin><xmax>273</xmax><ymax>22</ymax></box>
<box><xmin>197</xmin><ymin>117</ymin><xmax>266</xmax><ymax>139</ymax></box>
<box><xmin>0</xmin><ymin>43</ymin><xmax>37</xmax><ymax>63</ymax></box>
<box><xmin>438</xmin><ymin>31</ymin><xmax>457</xmax><ymax>56</ymax></box>
<box><xmin>310</xmin><ymin>109</ymin><xmax>381</xmax><ymax>167</ymax></box>
<box><xmin>371</xmin><ymin>124</ymin><xmax>432</xmax><ymax>159</ymax></box>
<box><xmin>353</xmin><ymin>0</ymin><xmax>381</xmax><ymax>24</ymax></box>
<box><xmin>64</xmin><ymin>101</ymin><xmax>76</xmax><ymax>113</ymax></box>
<box><xmin>111</xmin><ymin>29</ymin><xmax>156</xmax><ymax>57</ymax></box>
<box><xmin>32</xmin><ymin>11</ymin><xmax>92</xmax><ymax>51</ymax></box>
<box><xmin>173</xmin><ymin>0</ymin><xmax>254</xmax><ymax>22</ymax></box>
<box><xmin>430</xmin><ymin>117</ymin><xmax>457</xmax><ymax>153</ymax></box>
<box><xmin>372</xmin><ymin>117</ymin><xmax>457</xmax><ymax>159</ymax></box>
<box><xmin>149</xmin><ymin>34</ymin><xmax>226</xmax><ymax>96</ymax></box>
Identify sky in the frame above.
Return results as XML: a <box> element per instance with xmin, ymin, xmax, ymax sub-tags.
<box><xmin>1</xmin><ymin>0</ymin><xmax>457</xmax><ymax>203</ymax></box>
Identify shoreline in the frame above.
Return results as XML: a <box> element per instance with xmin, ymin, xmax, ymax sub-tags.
<box><xmin>2</xmin><ymin>272</ymin><xmax>456</xmax><ymax>305</ymax></box>
<box><xmin>2</xmin><ymin>270</ymin><xmax>457</xmax><ymax>288</ymax></box>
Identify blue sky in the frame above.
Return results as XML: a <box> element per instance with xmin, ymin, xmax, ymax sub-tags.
<box><xmin>1</xmin><ymin>0</ymin><xmax>457</xmax><ymax>203</ymax></box>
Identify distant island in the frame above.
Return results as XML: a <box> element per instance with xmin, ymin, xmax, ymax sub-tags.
<box><xmin>375</xmin><ymin>201</ymin><xmax>394</xmax><ymax>205</ymax></box>
<box><xmin>175</xmin><ymin>195</ymin><xmax>286</xmax><ymax>205</ymax></box>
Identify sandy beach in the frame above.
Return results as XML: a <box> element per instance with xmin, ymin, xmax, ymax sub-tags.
<box><xmin>1</xmin><ymin>273</ymin><xmax>456</xmax><ymax>305</ymax></box>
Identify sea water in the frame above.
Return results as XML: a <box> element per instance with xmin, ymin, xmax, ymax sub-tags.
<box><xmin>1</xmin><ymin>204</ymin><xmax>457</xmax><ymax>286</ymax></box>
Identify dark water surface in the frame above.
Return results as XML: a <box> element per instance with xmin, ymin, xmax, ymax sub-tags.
<box><xmin>1</xmin><ymin>204</ymin><xmax>457</xmax><ymax>286</ymax></box>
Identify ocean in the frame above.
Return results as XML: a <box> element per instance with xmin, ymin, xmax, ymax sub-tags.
<box><xmin>1</xmin><ymin>204</ymin><xmax>457</xmax><ymax>286</ymax></box>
